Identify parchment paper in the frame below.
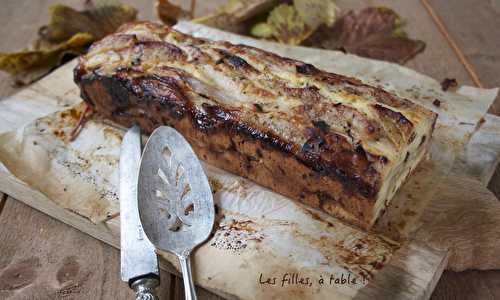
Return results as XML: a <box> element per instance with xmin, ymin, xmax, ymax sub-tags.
<box><xmin>0</xmin><ymin>22</ymin><xmax>497</xmax><ymax>299</ymax></box>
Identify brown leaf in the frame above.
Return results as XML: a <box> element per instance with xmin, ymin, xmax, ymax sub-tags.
<box><xmin>194</xmin><ymin>0</ymin><xmax>282</xmax><ymax>34</ymax></box>
<box><xmin>219</xmin><ymin>0</ymin><xmax>280</xmax><ymax>22</ymax></box>
<box><xmin>0</xmin><ymin>1</ymin><xmax>137</xmax><ymax>84</ymax></box>
<box><xmin>0</xmin><ymin>33</ymin><xmax>93</xmax><ymax>84</ymax></box>
<box><xmin>155</xmin><ymin>0</ymin><xmax>192</xmax><ymax>26</ymax></box>
<box><xmin>304</xmin><ymin>7</ymin><xmax>425</xmax><ymax>64</ymax></box>
<box><xmin>39</xmin><ymin>1</ymin><xmax>137</xmax><ymax>44</ymax></box>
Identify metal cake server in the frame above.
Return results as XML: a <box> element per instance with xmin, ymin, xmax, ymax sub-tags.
<box><xmin>138</xmin><ymin>126</ymin><xmax>215</xmax><ymax>300</ymax></box>
<box><xmin>120</xmin><ymin>125</ymin><xmax>160</xmax><ymax>299</ymax></box>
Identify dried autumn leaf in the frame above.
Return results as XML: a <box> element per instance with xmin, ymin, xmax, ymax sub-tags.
<box><xmin>249</xmin><ymin>0</ymin><xmax>337</xmax><ymax>45</ymax></box>
<box><xmin>194</xmin><ymin>0</ymin><xmax>282</xmax><ymax>34</ymax></box>
<box><xmin>266</xmin><ymin>4</ymin><xmax>310</xmax><ymax>45</ymax></box>
<box><xmin>294</xmin><ymin>0</ymin><xmax>337</xmax><ymax>29</ymax></box>
<box><xmin>304</xmin><ymin>7</ymin><xmax>425</xmax><ymax>64</ymax></box>
<box><xmin>0</xmin><ymin>33</ymin><xmax>93</xmax><ymax>84</ymax></box>
<box><xmin>220</xmin><ymin>0</ymin><xmax>280</xmax><ymax>22</ymax></box>
<box><xmin>250</xmin><ymin>22</ymin><xmax>274</xmax><ymax>38</ymax></box>
<box><xmin>155</xmin><ymin>0</ymin><xmax>191</xmax><ymax>26</ymax></box>
<box><xmin>39</xmin><ymin>1</ymin><xmax>137</xmax><ymax>43</ymax></box>
<box><xmin>0</xmin><ymin>0</ymin><xmax>137</xmax><ymax>84</ymax></box>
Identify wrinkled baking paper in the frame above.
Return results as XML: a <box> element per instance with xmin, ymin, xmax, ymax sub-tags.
<box><xmin>0</xmin><ymin>22</ymin><xmax>497</xmax><ymax>300</ymax></box>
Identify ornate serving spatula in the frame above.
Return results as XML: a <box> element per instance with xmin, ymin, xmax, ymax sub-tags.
<box><xmin>138</xmin><ymin>126</ymin><xmax>215</xmax><ymax>300</ymax></box>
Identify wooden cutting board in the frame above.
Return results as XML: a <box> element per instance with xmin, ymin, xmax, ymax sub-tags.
<box><xmin>0</xmin><ymin>26</ymin><xmax>499</xmax><ymax>299</ymax></box>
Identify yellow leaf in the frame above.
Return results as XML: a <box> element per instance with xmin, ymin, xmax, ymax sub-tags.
<box><xmin>250</xmin><ymin>22</ymin><xmax>274</xmax><ymax>38</ymax></box>
<box><xmin>248</xmin><ymin>0</ymin><xmax>337</xmax><ymax>45</ymax></box>
<box><xmin>267</xmin><ymin>4</ymin><xmax>311</xmax><ymax>45</ymax></box>
<box><xmin>294</xmin><ymin>0</ymin><xmax>337</xmax><ymax>28</ymax></box>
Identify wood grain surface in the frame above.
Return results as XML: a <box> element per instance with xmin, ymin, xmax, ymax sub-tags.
<box><xmin>0</xmin><ymin>1</ymin><xmax>498</xmax><ymax>299</ymax></box>
<box><xmin>0</xmin><ymin>197</ymin><xmax>137</xmax><ymax>300</ymax></box>
<box><xmin>429</xmin><ymin>0</ymin><xmax>500</xmax><ymax>114</ymax></box>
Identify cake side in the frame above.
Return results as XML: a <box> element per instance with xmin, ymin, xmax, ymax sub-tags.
<box><xmin>74</xmin><ymin>22</ymin><xmax>437</xmax><ymax>229</ymax></box>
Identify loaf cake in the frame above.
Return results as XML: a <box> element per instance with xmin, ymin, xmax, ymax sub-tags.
<box><xmin>74</xmin><ymin>22</ymin><xmax>437</xmax><ymax>229</ymax></box>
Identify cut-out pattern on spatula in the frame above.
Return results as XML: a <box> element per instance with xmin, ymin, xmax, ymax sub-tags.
<box><xmin>155</xmin><ymin>145</ymin><xmax>195</xmax><ymax>232</ymax></box>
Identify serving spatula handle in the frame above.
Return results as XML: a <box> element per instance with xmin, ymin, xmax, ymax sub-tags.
<box><xmin>130</xmin><ymin>277</ymin><xmax>160</xmax><ymax>300</ymax></box>
<box><xmin>178</xmin><ymin>253</ymin><xmax>197</xmax><ymax>300</ymax></box>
